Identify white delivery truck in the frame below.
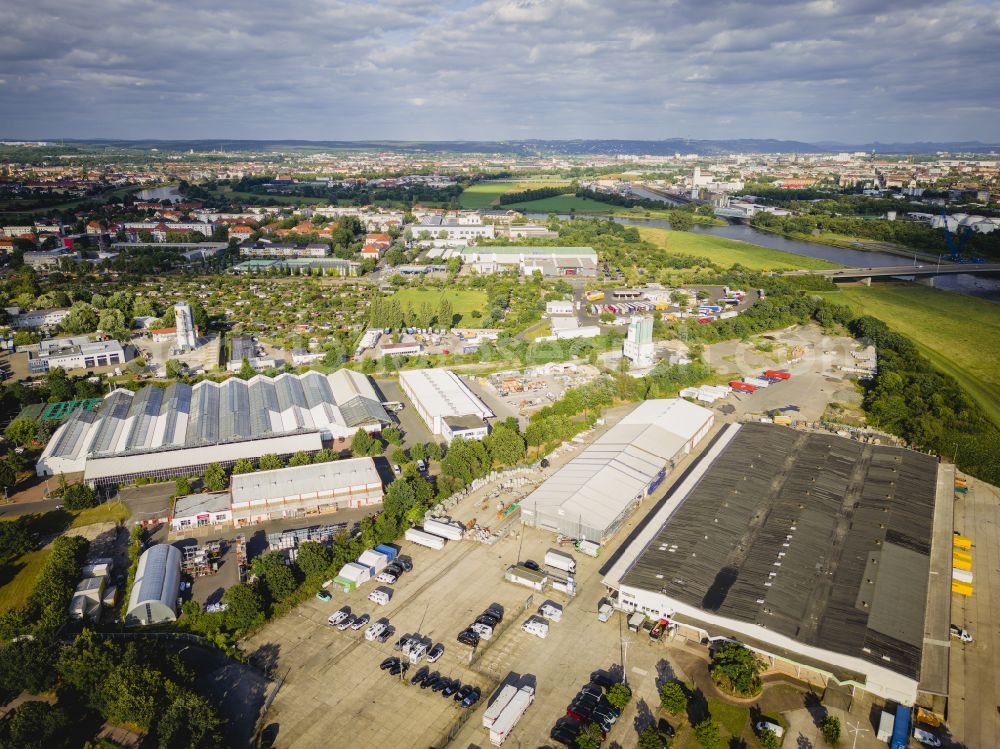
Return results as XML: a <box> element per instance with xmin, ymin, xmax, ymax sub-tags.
<box><xmin>489</xmin><ymin>686</ymin><xmax>535</xmax><ymax>745</ymax></box>
<box><xmin>544</xmin><ymin>549</ymin><xmax>576</xmax><ymax>574</ymax></box>
<box><xmin>405</xmin><ymin>528</ymin><xmax>446</xmax><ymax>550</ymax></box>
<box><xmin>482</xmin><ymin>685</ymin><xmax>519</xmax><ymax>729</ymax></box>
<box><xmin>424</xmin><ymin>518</ymin><xmax>465</xmax><ymax>541</ymax></box>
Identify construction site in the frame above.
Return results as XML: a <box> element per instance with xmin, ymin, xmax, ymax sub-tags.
<box><xmin>479</xmin><ymin>362</ymin><xmax>602</xmax><ymax>417</ymax></box>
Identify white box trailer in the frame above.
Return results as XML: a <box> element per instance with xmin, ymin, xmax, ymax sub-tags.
<box><xmin>405</xmin><ymin>528</ymin><xmax>446</xmax><ymax>550</ymax></box>
<box><xmin>505</xmin><ymin>564</ymin><xmax>547</xmax><ymax>592</ymax></box>
<box><xmin>576</xmin><ymin>540</ymin><xmax>600</xmax><ymax>557</ymax></box>
<box><xmin>339</xmin><ymin>562</ymin><xmax>371</xmax><ymax>584</ymax></box>
<box><xmin>489</xmin><ymin>686</ymin><xmax>534</xmax><ymax>745</ymax></box>
<box><xmin>744</xmin><ymin>377</ymin><xmax>770</xmax><ymax>388</ymax></box>
<box><xmin>544</xmin><ymin>549</ymin><xmax>576</xmax><ymax>574</ymax></box>
<box><xmin>358</xmin><ymin>549</ymin><xmax>389</xmax><ymax>574</ymax></box>
<box><xmin>482</xmin><ymin>685</ymin><xmax>519</xmax><ymax>729</ymax></box>
<box><xmin>424</xmin><ymin>518</ymin><xmax>465</xmax><ymax>541</ymax></box>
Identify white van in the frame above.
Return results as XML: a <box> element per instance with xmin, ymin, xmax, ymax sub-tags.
<box><xmin>521</xmin><ymin>617</ymin><xmax>549</xmax><ymax>639</ymax></box>
<box><xmin>408</xmin><ymin>642</ymin><xmax>428</xmax><ymax>663</ymax></box>
<box><xmin>369</xmin><ymin>589</ymin><xmax>391</xmax><ymax>606</ymax></box>
<box><xmin>364</xmin><ymin>622</ymin><xmax>386</xmax><ymax>641</ymax></box>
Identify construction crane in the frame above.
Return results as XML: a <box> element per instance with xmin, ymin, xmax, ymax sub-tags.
<box><xmin>941</xmin><ymin>209</ymin><xmax>973</xmax><ymax>262</ymax></box>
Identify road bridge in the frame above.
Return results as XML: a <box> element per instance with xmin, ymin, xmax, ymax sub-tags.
<box><xmin>780</xmin><ymin>262</ymin><xmax>1000</xmax><ymax>286</ymax></box>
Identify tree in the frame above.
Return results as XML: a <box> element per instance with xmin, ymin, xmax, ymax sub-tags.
<box><xmin>575</xmin><ymin>722</ymin><xmax>605</xmax><ymax>749</ymax></box>
<box><xmin>693</xmin><ymin>719</ymin><xmax>721</xmax><ymax>749</ymax></box>
<box><xmin>483</xmin><ymin>424</ymin><xmax>526</xmax><ymax>466</ymax></box>
<box><xmin>382</xmin><ymin>426</ymin><xmax>402</xmax><ymax>446</ymax></box>
<box><xmin>258</xmin><ymin>453</ymin><xmax>283</xmax><ymax>471</ymax></box>
<box><xmin>669</xmin><ymin>212</ymin><xmax>694</xmax><ymax>232</ymax></box>
<box><xmin>165</xmin><ymin>359</ymin><xmax>186</xmax><ymax>380</ymax></box>
<box><xmin>251</xmin><ymin>551</ymin><xmax>298</xmax><ymax>603</ymax></box>
<box><xmin>98</xmin><ymin>307</ymin><xmax>128</xmax><ymax>338</ymax></box>
<box><xmin>437</xmin><ymin>298</ymin><xmax>454</xmax><ymax>327</ymax></box>
<box><xmin>288</xmin><ymin>450</ymin><xmax>312</xmax><ymax>467</ymax></box>
<box><xmin>222</xmin><ymin>583</ymin><xmax>265</xmax><ymax>631</ymax></box>
<box><xmin>659</xmin><ymin>681</ymin><xmax>687</xmax><ymax>714</ymax></box>
<box><xmin>102</xmin><ymin>661</ymin><xmax>163</xmax><ymax>730</ymax></box>
<box><xmin>238</xmin><ymin>357</ymin><xmax>256</xmax><ymax>380</ymax></box>
<box><xmin>410</xmin><ymin>442</ymin><xmax>426</xmax><ymax>462</ymax></box>
<box><xmin>351</xmin><ymin>429</ymin><xmax>379</xmax><ymax>457</ymax></box>
<box><xmin>156</xmin><ymin>687</ymin><xmax>225</xmax><ymax>749</ymax></box>
<box><xmin>821</xmin><ymin>715</ymin><xmax>841</xmax><ymax>745</ymax></box>
<box><xmin>382</xmin><ymin>479</ymin><xmax>416</xmax><ymax>520</ymax></box>
<box><xmin>0</xmin><ymin>460</ymin><xmax>17</xmax><ymax>492</ymax></box>
<box><xmin>312</xmin><ymin>448</ymin><xmax>339</xmax><ymax>463</ymax></box>
<box><xmin>62</xmin><ymin>481</ymin><xmax>98</xmax><ymax>510</ymax></box>
<box><xmin>60</xmin><ymin>302</ymin><xmax>99</xmax><ymax>334</ymax></box>
<box><xmin>606</xmin><ymin>682</ymin><xmax>633</xmax><ymax>710</ymax></box>
<box><xmin>203</xmin><ymin>463</ymin><xmax>227</xmax><ymax>491</ymax></box>
<box><xmin>390</xmin><ymin>446</ymin><xmax>408</xmax><ymax>466</ymax></box>
<box><xmin>425</xmin><ymin>442</ymin><xmax>442</xmax><ymax>461</ymax></box>
<box><xmin>174</xmin><ymin>476</ymin><xmax>192</xmax><ymax>497</ymax></box>
<box><xmin>4</xmin><ymin>417</ymin><xmax>38</xmax><ymax>447</ymax></box>
<box><xmin>0</xmin><ymin>700</ymin><xmax>71</xmax><ymax>749</ymax></box>
<box><xmin>758</xmin><ymin>728</ymin><xmax>780</xmax><ymax>749</ymax></box>
<box><xmin>231</xmin><ymin>458</ymin><xmax>255</xmax><ymax>475</ymax></box>
<box><xmin>295</xmin><ymin>541</ymin><xmax>332</xmax><ymax>579</ymax></box>
<box><xmin>0</xmin><ymin>637</ymin><xmax>59</xmax><ymax>694</ymax></box>
<box><xmin>710</xmin><ymin>642</ymin><xmax>763</xmax><ymax>696</ymax></box>
<box><xmin>638</xmin><ymin>726</ymin><xmax>667</xmax><ymax>749</ymax></box>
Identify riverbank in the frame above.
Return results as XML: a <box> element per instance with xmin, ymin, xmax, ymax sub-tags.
<box><xmin>748</xmin><ymin>223</ymin><xmax>944</xmax><ymax>264</ymax></box>
<box><xmin>638</xmin><ymin>226</ymin><xmax>842</xmax><ymax>271</ymax></box>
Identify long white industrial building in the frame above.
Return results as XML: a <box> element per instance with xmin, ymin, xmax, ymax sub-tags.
<box><xmin>399</xmin><ymin>368</ymin><xmax>493</xmax><ymax>443</ymax></box>
<box><xmin>520</xmin><ymin>399</ymin><xmax>714</xmax><ymax>541</ymax></box>
<box><xmin>37</xmin><ymin>370</ymin><xmax>391</xmax><ymax>485</ymax></box>
<box><xmin>230</xmin><ymin>457</ymin><xmax>383</xmax><ymax>527</ymax></box>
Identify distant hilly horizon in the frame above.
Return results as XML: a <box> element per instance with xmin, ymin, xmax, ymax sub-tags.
<box><xmin>14</xmin><ymin>137</ymin><xmax>1000</xmax><ymax>156</ymax></box>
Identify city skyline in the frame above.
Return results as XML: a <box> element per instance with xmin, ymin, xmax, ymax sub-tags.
<box><xmin>2</xmin><ymin>0</ymin><xmax>998</xmax><ymax>142</ymax></box>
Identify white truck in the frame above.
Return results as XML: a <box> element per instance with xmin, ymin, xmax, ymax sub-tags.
<box><xmin>482</xmin><ymin>685</ymin><xmax>519</xmax><ymax>729</ymax></box>
<box><xmin>489</xmin><ymin>686</ymin><xmax>535</xmax><ymax>745</ymax></box>
<box><xmin>405</xmin><ymin>528</ymin><xmax>446</xmax><ymax>550</ymax></box>
<box><xmin>544</xmin><ymin>549</ymin><xmax>576</xmax><ymax>574</ymax></box>
<box><xmin>424</xmin><ymin>518</ymin><xmax>465</xmax><ymax>541</ymax></box>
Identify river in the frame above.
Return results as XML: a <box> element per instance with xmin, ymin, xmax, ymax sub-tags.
<box><xmin>137</xmin><ymin>185</ymin><xmax>182</xmax><ymax>202</ymax></box>
<box><xmin>526</xmin><ymin>213</ymin><xmax>1000</xmax><ymax>302</ymax></box>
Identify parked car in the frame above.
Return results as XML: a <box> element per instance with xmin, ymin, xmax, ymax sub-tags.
<box><xmin>394</xmin><ymin>634</ymin><xmax>411</xmax><ymax>651</ymax></box>
<box><xmin>476</xmin><ymin>613</ymin><xmax>500</xmax><ymax>628</ymax></box>
<box><xmin>351</xmin><ymin>614</ymin><xmax>370</xmax><ymax>630</ymax></box>
<box><xmin>376</xmin><ymin>625</ymin><xmax>395</xmax><ymax>643</ymax></box>
<box><xmin>431</xmin><ymin>677</ymin><xmax>450</xmax><ymax>693</ymax></box>
<box><xmin>315</xmin><ymin>590</ymin><xmax>332</xmax><ymax>602</ymax></box>
<box><xmin>523</xmin><ymin>560</ymin><xmax>540</xmax><ymax>571</ymax></box>
<box><xmin>327</xmin><ymin>607</ymin><xmax>350</xmax><ymax>626</ymax></box>
<box><xmin>457</xmin><ymin>629</ymin><xmax>480</xmax><ymax>647</ymax></box>
<box><xmin>454</xmin><ymin>684</ymin><xmax>474</xmax><ymax>702</ymax></box>
<box><xmin>461</xmin><ymin>687</ymin><xmax>481</xmax><ymax>708</ymax></box>
<box><xmin>387</xmin><ymin>661</ymin><xmax>408</xmax><ymax>677</ymax></box>
<box><xmin>427</xmin><ymin>643</ymin><xmax>445</xmax><ymax>663</ymax></box>
<box><xmin>442</xmin><ymin>680</ymin><xmax>461</xmax><ymax>697</ymax></box>
<box><xmin>913</xmin><ymin>728</ymin><xmax>942</xmax><ymax>747</ymax></box>
<box><xmin>380</xmin><ymin>657</ymin><xmax>399</xmax><ymax>670</ymax></box>
<box><xmin>410</xmin><ymin>666</ymin><xmax>430</xmax><ymax>686</ymax></box>
<box><xmin>337</xmin><ymin>615</ymin><xmax>356</xmax><ymax>631</ymax></box>
<box><xmin>420</xmin><ymin>671</ymin><xmax>441</xmax><ymax>689</ymax></box>
<box><xmin>755</xmin><ymin>721</ymin><xmax>784</xmax><ymax>739</ymax></box>
<box><xmin>470</xmin><ymin>623</ymin><xmax>493</xmax><ymax>640</ymax></box>
<box><xmin>484</xmin><ymin>604</ymin><xmax>504</xmax><ymax>622</ymax></box>
<box><xmin>396</xmin><ymin>557</ymin><xmax>413</xmax><ymax>572</ymax></box>
<box><xmin>950</xmin><ymin>624</ymin><xmax>973</xmax><ymax>643</ymax></box>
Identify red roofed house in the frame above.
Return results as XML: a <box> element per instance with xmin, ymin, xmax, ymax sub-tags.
<box><xmin>152</xmin><ymin>224</ymin><xmax>169</xmax><ymax>242</ymax></box>
<box><xmin>0</xmin><ymin>239</ymin><xmax>15</xmax><ymax>254</ymax></box>
<box><xmin>361</xmin><ymin>243</ymin><xmax>381</xmax><ymax>260</ymax></box>
<box><xmin>366</xmin><ymin>233</ymin><xmax>391</xmax><ymax>249</ymax></box>
<box><xmin>86</xmin><ymin>221</ymin><xmax>104</xmax><ymax>236</ymax></box>
<box><xmin>229</xmin><ymin>225</ymin><xmax>254</xmax><ymax>242</ymax></box>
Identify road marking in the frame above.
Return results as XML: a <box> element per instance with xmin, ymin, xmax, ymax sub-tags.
<box><xmin>631</xmin><ymin>667</ymin><xmax>648</xmax><ymax>676</ymax></box>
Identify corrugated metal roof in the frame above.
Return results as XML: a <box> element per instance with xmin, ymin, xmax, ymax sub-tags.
<box><xmin>230</xmin><ymin>457</ymin><xmax>382</xmax><ymax>503</ymax></box>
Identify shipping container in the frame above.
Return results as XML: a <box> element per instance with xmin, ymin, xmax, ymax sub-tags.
<box><xmin>424</xmin><ymin>518</ymin><xmax>465</xmax><ymax>541</ymax></box>
<box><xmin>730</xmin><ymin>381</ymin><xmax>756</xmax><ymax>393</ymax></box>
<box><xmin>763</xmin><ymin>370</ymin><xmax>791</xmax><ymax>380</ymax></box>
<box><xmin>374</xmin><ymin>544</ymin><xmax>398</xmax><ymax>562</ymax></box>
<box><xmin>544</xmin><ymin>549</ymin><xmax>577</xmax><ymax>574</ymax></box>
<box><xmin>876</xmin><ymin>711</ymin><xmax>895</xmax><ymax>742</ymax></box>
<box><xmin>576</xmin><ymin>540</ymin><xmax>601</xmax><ymax>557</ymax></box>
<box><xmin>482</xmin><ymin>685</ymin><xmax>519</xmax><ymax>728</ymax></box>
<box><xmin>773</xmin><ymin>415</ymin><xmax>792</xmax><ymax>426</ymax></box>
<box><xmin>744</xmin><ymin>377</ymin><xmax>771</xmax><ymax>388</ymax></box>
<box><xmin>890</xmin><ymin>705</ymin><xmax>910</xmax><ymax>749</ymax></box>
<box><xmin>404</xmin><ymin>528</ymin><xmax>446</xmax><ymax>550</ymax></box>
<box><xmin>489</xmin><ymin>686</ymin><xmax>534</xmax><ymax>745</ymax></box>
<box><xmin>953</xmin><ymin>535</ymin><xmax>972</xmax><ymax>550</ymax></box>
<box><xmin>952</xmin><ymin>580</ymin><xmax>973</xmax><ymax>596</ymax></box>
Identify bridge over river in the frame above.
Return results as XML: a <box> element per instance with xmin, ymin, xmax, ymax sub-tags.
<box><xmin>780</xmin><ymin>262</ymin><xmax>1000</xmax><ymax>285</ymax></box>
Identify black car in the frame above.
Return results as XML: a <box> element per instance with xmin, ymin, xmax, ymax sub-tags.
<box><xmin>454</xmin><ymin>684</ymin><xmax>474</xmax><ymax>702</ymax></box>
<box><xmin>377</xmin><ymin>625</ymin><xmax>395</xmax><ymax>644</ymax></box>
<box><xmin>410</xmin><ymin>666</ymin><xmax>430</xmax><ymax>685</ymax></box>
<box><xmin>657</xmin><ymin>719</ymin><xmax>676</xmax><ymax>738</ymax></box>
<box><xmin>396</xmin><ymin>557</ymin><xmax>413</xmax><ymax>572</ymax></box>
<box><xmin>578</xmin><ymin>684</ymin><xmax>603</xmax><ymax>700</ymax></box>
<box><xmin>523</xmin><ymin>560</ymin><xmax>541</xmax><ymax>571</ymax></box>
<box><xmin>475</xmin><ymin>613</ymin><xmax>500</xmax><ymax>628</ymax></box>
<box><xmin>385</xmin><ymin>562</ymin><xmax>404</xmax><ymax>576</ymax></box>
<box><xmin>394</xmin><ymin>635</ymin><xmax>411</xmax><ymax>651</ymax></box>
<box><xmin>461</xmin><ymin>687</ymin><xmax>481</xmax><ymax>708</ymax></box>
<box><xmin>457</xmin><ymin>629</ymin><xmax>480</xmax><ymax>647</ymax></box>
<box><xmin>442</xmin><ymin>680</ymin><xmax>461</xmax><ymax>697</ymax></box>
<box><xmin>420</xmin><ymin>671</ymin><xmax>440</xmax><ymax>689</ymax></box>
<box><xmin>571</xmin><ymin>693</ymin><xmax>599</xmax><ymax>710</ymax></box>
<box><xmin>388</xmin><ymin>661</ymin><xmax>409</xmax><ymax>676</ymax></box>
<box><xmin>484</xmin><ymin>604</ymin><xmax>504</xmax><ymax>622</ymax></box>
<box><xmin>589</xmin><ymin>671</ymin><xmax>618</xmax><ymax>690</ymax></box>
<box><xmin>380</xmin><ymin>657</ymin><xmax>399</xmax><ymax>670</ymax></box>
<box><xmin>431</xmin><ymin>677</ymin><xmax>451</xmax><ymax>693</ymax></box>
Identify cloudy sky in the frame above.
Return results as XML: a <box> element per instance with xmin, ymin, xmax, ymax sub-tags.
<box><xmin>1</xmin><ymin>0</ymin><xmax>998</xmax><ymax>142</ymax></box>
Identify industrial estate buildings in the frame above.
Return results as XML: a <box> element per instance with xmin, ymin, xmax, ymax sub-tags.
<box><xmin>36</xmin><ymin>369</ymin><xmax>391</xmax><ymax>485</ymax></box>
<box><xmin>399</xmin><ymin>368</ymin><xmax>493</xmax><ymax>443</ymax></box>
<box><xmin>457</xmin><ymin>246</ymin><xmax>598</xmax><ymax>277</ymax></box>
<box><xmin>521</xmin><ymin>398</ymin><xmax>714</xmax><ymax>540</ymax></box>
<box><xmin>603</xmin><ymin>423</ymin><xmax>942</xmax><ymax>705</ymax></box>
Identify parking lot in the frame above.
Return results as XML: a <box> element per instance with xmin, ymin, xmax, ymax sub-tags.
<box><xmin>945</xmin><ymin>474</ymin><xmax>1000</xmax><ymax>749</ymax></box>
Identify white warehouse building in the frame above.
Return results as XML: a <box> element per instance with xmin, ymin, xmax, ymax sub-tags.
<box><xmin>399</xmin><ymin>368</ymin><xmax>493</xmax><ymax>444</ymax></box>
<box><xmin>36</xmin><ymin>370</ymin><xmax>391</xmax><ymax>485</ymax></box>
<box><xmin>125</xmin><ymin>544</ymin><xmax>182</xmax><ymax>626</ymax></box>
<box><xmin>230</xmin><ymin>458</ymin><xmax>383</xmax><ymax>527</ymax></box>
<box><xmin>521</xmin><ymin>399</ymin><xmax>714</xmax><ymax>542</ymax></box>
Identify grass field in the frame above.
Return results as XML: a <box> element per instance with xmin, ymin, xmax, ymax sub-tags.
<box><xmin>503</xmin><ymin>194</ymin><xmax>623</xmax><ymax>214</ymax></box>
<box><xmin>459</xmin><ymin>180</ymin><xmax>571</xmax><ymax>209</ymax></box>
<box><xmin>820</xmin><ymin>283</ymin><xmax>1000</xmax><ymax>424</ymax></box>
<box><xmin>207</xmin><ymin>187</ymin><xmax>327</xmax><ymax>205</ymax></box>
<box><xmin>70</xmin><ymin>502</ymin><xmax>131</xmax><ymax>528</ymax></box>
<box><xmin>0</xmin><ymin>548</ymin><xmax>50</xmax><ymax>612</ymax></box>
<box><xmin>639</xmin><ymin>226</ymin><xmax>842</xmax><ymax>271</ymax></box>
<box><xmin>388</xmin><ymin>288</ymin><xmax>487</xmax><ymax>325</ymax></box>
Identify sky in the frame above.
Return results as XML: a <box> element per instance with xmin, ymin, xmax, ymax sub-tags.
<box><xmin>1</xmin><ymin>0</ymin><xmax>999</xmax><ymax>143</ymax></box>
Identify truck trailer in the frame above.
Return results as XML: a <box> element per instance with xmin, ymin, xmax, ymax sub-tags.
<box><xmin>424</xmin><ymin>518</ymin><xmax>465</xmax><ymax>541</ymax></box>
<box><xmin>405</xmin><ymin>528</ymin><xmax>447</xmax><ymax>550</ymax></box>
<box><xmin>482</xmin><ymin>685</ymin><xmax>519</xmax><ymax>729</ymax></box>
<box><xmin>544</xmin><ymin>549</ymin><xmax>577</xmax><ymax>574</ymax></box>
<box><xmin>489</xmin><ymin>686</ymin><xmax>535</xmax><ymax>745</ymax></box>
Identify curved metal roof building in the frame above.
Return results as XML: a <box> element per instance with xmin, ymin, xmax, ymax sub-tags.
<box><xmin>125</xmin><ymin>544</ymin><xmax>182</xmax><ymax>626</ymax></box>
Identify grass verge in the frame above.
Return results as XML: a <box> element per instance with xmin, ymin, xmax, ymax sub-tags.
<box><xmin>388</xmin><ymin>287</ymin><xmax>488</xmax><ymax>325</ymax></box>
<box><xmin>639</xmin><ymin>226</ymin><xmax>842</xmax><ymax>271</ymax></box>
